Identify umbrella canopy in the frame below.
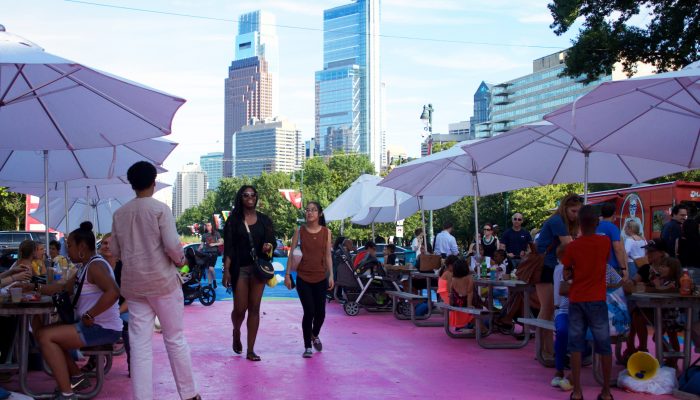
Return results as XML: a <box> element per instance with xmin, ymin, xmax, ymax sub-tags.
<box><xmin>0</xmin><ymin>138</ymin><xmax>175</xmax><ymax>183</ymax></box>
<box><xmin>9</xmin><ymin>179</ymin><xmax>170</xmax><ymax>201</ymax></box>
<box><xmin>324</xmin><ymin>174</ymin><xmax>388</xmax><ymax>222</ymax></box>
<box><xmin>351</xmin><ymin>194</ymin><xmax>461</xmax><ymax>225</ymax></box>
<box><xmin>0</xmin><ymin>27</ymin><xmax>185</xmax><ymax>150</ymax></box>
<box><xmin>33</xmin><ymin>196</ymin><xmax>128</xmax><ymax>235</ymax></box>
<box><xmin>460</xmin><ymin>122</ymin><xmax>689</xmax><ymax>192</ymax></box>
<box><xmin>379</xmin><ymin>143</ymin><xmax>541</xmax><ymax>197</ymax></box>
<box><xmin>544</xmin><ymin>61</ymin><xmax>700</xmax><ymax>169</ymax></box>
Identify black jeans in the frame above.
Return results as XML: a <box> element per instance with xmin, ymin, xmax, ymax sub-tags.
<box><xmin>296</xmin><ymin>276</ymin><xmax>328</xmax><ymax>348</ymax></box>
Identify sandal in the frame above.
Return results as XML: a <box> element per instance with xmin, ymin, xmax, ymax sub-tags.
<box><xmin>596</xmin><ymin>394</ymin><xmax>614</xmax><ymax>400</ymax></box>
<box><xmin>570</xmin><ymin>393</ymin><xmax>583</xmax><ymax>400</ymax></box>
<box><xmin>246</xmin><ymin>352</ymin><xmax>261</xmax><ymax>361</ymax></box>
<box><xmin>232</xmin><ymin>330</ymin><xmax>242</xmax><ymax>354</ymax></box>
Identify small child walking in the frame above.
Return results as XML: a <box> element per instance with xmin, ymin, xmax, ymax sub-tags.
<box><xmin>561</xmin><ymin>205</ymin><xmax>613</xmax><ymax>400</ymax></box>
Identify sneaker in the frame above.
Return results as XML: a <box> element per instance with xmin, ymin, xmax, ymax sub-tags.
<box><xmin>54</xmin><ymin>376</ymin><xmax>91</xmax><ymax>395</ymax></box>
<box><xmin>558</xmin><ymin>378</ymin><xmax>573</xmax><ymax>391</ymax></box>
<box><xmin>54</xmin><ymin>393</ymin><xmax>78</xmax><ymax>400</ymax></box>
<box><xmin>312</xmin><ymin>336</ymin><xmax>322</xmax><ymax>352</ymax></box>
<box><xmin>302</xmin><ymin>348</ymin><xmax>313</xmax><ymax>358</ymax></box>
<box><xmin>550</xmin><ymin>376</ymin><xmax>562</xmax><ymax>387</ymax></box>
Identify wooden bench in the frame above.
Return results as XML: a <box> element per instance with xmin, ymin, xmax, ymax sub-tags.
<box><xmin>435</xmin><ymin>303</ymin><xmax>490</xmax><ymax>338</ymax></box>
<box><xmin>75</xmin><ymin>344</ymin><xmax>114</xmax><ymax>399</ymax></box>
<box><xmin>386</xmin><ymin>291</ymin><xmax>443</xmax><ymax>326</ymax></box>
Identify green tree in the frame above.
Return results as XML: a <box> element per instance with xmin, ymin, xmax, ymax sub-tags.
<box><xmin>549</xmin><ymin>0</ymin><xmax>700</xmax><ymax>83</ymax></box>
<box><xmin>431</xmin><ymin>141</ymin><xmax>457</xmax><ymax>153</ymax></box>
<box><xmin>0</xmin><ymin>188</ymin><xmax>25</xmax><ymax>230</ymax></box>
<box><xmin>509</xmin><ymin>183</ymin><xmax>584</xmax><ymax>231</ymax></box>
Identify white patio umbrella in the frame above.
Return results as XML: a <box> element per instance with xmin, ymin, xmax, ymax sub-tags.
<box><xmin>379</xmin><ymin>142</ymin><xmax>542</xmax><ymax>253</ymax></box>
<box><xmin>544</xmin><ymin>61</ymin><xmax>700</xmax><ymax>169</ymax></box>
<box><xmin>0</xmin><ymin>26</ymin><xmax>184</xmax><ymax>249</ymax></box>
<box><xmin>461</xmin><ymin>122</ymin><xmax>689</xmax><ymax>202</ymax></box>
<box><xmin>351</xmin><ymin>194</ymin><xmax>461</xmax><ymax>225</ymax></box>
<box><xmin>324</xmin><ymin>174</ymin><xmax>386</xmax><ymax>222</ymax></box>
<box><xmin>29</xmin><ymin>181</ymin><xmax>170</xmax><ymax>234</ymax></box>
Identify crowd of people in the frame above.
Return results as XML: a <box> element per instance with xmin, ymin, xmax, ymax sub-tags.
<box><xmin>2</xmin><ymin>160</ymin><xmax>700</xmax><ymax>399</ymax></box>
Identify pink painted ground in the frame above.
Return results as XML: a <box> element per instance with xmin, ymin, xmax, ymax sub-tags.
<box><xmin>7</xmin><ymin>300</ymin><xmax>676</xmax><ymax>399</ymax></box>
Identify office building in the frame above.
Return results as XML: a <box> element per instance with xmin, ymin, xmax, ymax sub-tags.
<box><xmin>315</xmin><ymin>0</ymin><xmax>382</xmax><ymax>172</ymax></box>
<box><xmin>172</xmin><ymin>163</ymin><xmax>207</xmax><ymax>218</ymax></box>
<box><xmin>200</xmin><ymin>152</ymin><xmax>223</xmax><ymax>191</ymax></box>
<box><xmin>223</xmin><ymin>10</ymin><xmax>278</xmax><ymax>177</ymax></box>
<box><xmin>305</xmin><ymin>138</ymin><xmax>316</xmax><ymax>159</ymax></box>
<box><xmin>235</xmin><ymin>118</ymin><xmax>303</xmax><ymax>177</ymax></box>
<box><xmin>448</xmin><ymin>121</ymin><xmax>470</xmax><ymax>136</ymax></box>
<box><xmin>475</xmin><ymin>50</ymin><xmax>611</xmax><ymax>138</ymax></box>
<box><xmin>469</xmin><ymin>81</ymin><xmax>491</xmax><ymax>138</ymax></box>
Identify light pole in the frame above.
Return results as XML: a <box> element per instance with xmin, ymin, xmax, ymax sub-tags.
<box><xmin>420</xmin><ymin>104</ymin><xmax>434</xmax><ymax>246</ymax></box>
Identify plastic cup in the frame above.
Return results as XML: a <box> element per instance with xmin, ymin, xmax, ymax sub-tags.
<box><xmin>10</xmin><ymin>287</ymin><xmax>22</xmax><ymax>303</ymax></box>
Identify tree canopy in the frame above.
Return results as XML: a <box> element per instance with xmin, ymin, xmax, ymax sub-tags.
<box><xmin>549</xmin><ymin>0</ymin><xmax>700</xmax><ymax>83</ymax></box>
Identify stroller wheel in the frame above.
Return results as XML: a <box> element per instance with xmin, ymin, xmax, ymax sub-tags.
<box><xmin>343</xmin><ymin>301</ymin><xmax>360</xmax><ymax>316</ymax></box>
<box><xmin>397</xmin><ymin>301</ymin><xmax>411</xmax><ymax>317</ymax></box>
<box><xmin>199</xmin><ymin>286</ymin><xmax>216</xmax><ymax>306</ymax></box>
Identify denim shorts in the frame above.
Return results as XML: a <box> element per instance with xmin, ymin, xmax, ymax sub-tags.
<box><xmin>568</xmin><ymin>301</ymin><xmax>611</xmax><ymax>355</ymax></box>
<box><xmin>75</xmin><ymin>321</ymin><xmax>122</xmax><ymax>347</ymax></box>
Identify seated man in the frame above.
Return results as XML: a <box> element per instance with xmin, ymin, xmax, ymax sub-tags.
<box><xmin>383</xmin><ymin>244</ymin><xmax>397</xmax><ymax>267</ymax></box>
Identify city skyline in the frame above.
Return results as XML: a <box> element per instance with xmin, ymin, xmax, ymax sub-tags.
<box><xmin>2</xmin><ymin>0</ymin><xmax>591</xmax><ymax>188</ymax></box>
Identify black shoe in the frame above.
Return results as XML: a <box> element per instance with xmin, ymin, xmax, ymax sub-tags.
<box><xmin>213</xmin><ymin>280</ymin><xmax>217</xmax><ymax>289</ymax></box>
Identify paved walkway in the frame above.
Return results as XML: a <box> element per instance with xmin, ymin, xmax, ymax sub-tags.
<box><xmin>8</xmin><ymin>299</ymin><xmax>675</xmax><ymax>399</ymax></box>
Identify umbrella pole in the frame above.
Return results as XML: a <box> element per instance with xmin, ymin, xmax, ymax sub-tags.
<box><xmin>64</xmin><ymin>181</ymin><xmax>69</xmax><ymax>233</ymax></box>
<box><xmin>340</xmin><ymin>219</ymin><xmax>344</xmax><ymax>236</ymax></box>
<box><xmin>583</xmin><ymin>151</ymin><xmax>590</xmax><ymax>204</ymax></box>
<box><xmin>43</xmin><ymin>150</ymin><xmax>50</xmax><ymax>254</ymax></box>
<box><xmin>419</xmin><ymin>196</ymin><xmax>427</xmax><ymax>252</ymax></box>
<box><xmin>472</xmin><ymin>172</ymin><xmax>480</xmax><ymax>257</ymax></box>
<box><xmin>371</xmin><ymin>223</ymin><xmax>375</xmax><ymax>241</ymax></box>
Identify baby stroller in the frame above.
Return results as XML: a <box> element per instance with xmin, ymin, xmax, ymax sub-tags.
<box><xmin>182</xmin><ymin>247</ymin><xmax>216</xmax><ymax>306</ymax></box>
<box><xmin>335</xmin><ymin>251</ymin><xmax>402</xmax><ymax>316</ymax></box>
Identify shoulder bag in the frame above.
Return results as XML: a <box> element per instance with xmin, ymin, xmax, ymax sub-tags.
<box><xmin>244</xmin><ymin>220</ymin><xmax>275</xmax><ymax>281</ymax></box>
<box><xmin>290</xmin><ymin>227</ymin><xmax>303</xmax><ymax>271</ymax></box>
<box><xmin>52</xmin><ymin>255</ymin><xmax>99</xmax><ymax>324</ymax></box>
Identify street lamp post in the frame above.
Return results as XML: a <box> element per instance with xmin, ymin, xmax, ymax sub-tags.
<box><xmin>420</xmin><ymin>104</ymin><xmax>434</xmax><ymax>246</ymax></box>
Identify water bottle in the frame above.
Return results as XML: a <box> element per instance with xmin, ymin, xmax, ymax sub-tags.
<box><xmin>480</xmin><ymin>259</ymin><xmax>488</xmax><ymax>279</ymax></box>
<box><xmin>53</xmin><ymin>266</ymin><xmax>62</xmax><ymax>281</ymax></box>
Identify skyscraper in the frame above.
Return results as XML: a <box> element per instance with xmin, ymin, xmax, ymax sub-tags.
<box><xmin>315</xmin><ymin>0</ymin><xmax>382</xmax><ymax>173</ymax></box>
<box><xmin>223</xmin><ymin>10</ymin><xmax>278</xmax><ymax>177</ymax></box>
<box><xmin>235</xmin><ymin>118</ymin><xmax>303</xmax><ymax>177</ymax></box>
<box><xmin>172</xmin><ymin>163</ymin><xmax>207</xmax><ymax>218</ymax></box>
<box><xmin>200</xmin><ymin>152</ymin><xmax>223</xmax><ymax>191</ymax></box>
<box><xmin>469</xmin><ymin>81</ymin><xmax>491</xmax><ymax>138</ymax></box>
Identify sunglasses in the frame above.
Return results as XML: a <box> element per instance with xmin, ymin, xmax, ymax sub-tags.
<box><xmin>512</xmin><ymin>218</ymin><xmax>522</xmax><ymax>221</ymax></box>
<box><xmin>242</xmin><ymin>192</ymin><xmax>257</xmax><ymax>198</ymax></box>
<box><xmin>483</xmin><ymin>228</ymin><xmax>492</xmax><ymax>231</ymax></box>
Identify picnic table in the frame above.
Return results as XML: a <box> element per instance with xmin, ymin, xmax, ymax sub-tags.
<box><xmin>473</xmin><ymin>278</ymin><xmax>535</xmax><ymax>349</ymax></box>
<box><xmin>631</xmin><ymin>292</ymin><xmax>700</xmax><ymax>371</ymax></box>
<box><xmin>0</xmin><ymin>294</ymin><xmax>54</xmax><ymax>399</ymax></box>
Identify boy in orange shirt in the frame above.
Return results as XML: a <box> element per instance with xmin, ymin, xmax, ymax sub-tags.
<box><xmin>560</xmin><ymin>205</ymin><xmax>613</xmax><ymax>400</ymax></box>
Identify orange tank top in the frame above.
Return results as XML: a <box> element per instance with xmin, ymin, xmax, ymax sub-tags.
<box><xmin>297</xmin><ymin>226</ymin><xmax>329</xmax><ymax>284</ymax></box>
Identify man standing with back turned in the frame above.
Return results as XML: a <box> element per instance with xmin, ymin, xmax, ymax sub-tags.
<box><xmin>111</xmin><ymin>161</ymin><xmax>200</xmax><ymax>400</ymax></box>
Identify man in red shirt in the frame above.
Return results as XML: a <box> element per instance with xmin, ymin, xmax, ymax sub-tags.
<box><xmin>561</xmin><ymin>205</ymin><xmax>612</xmax><ymax>400</ymax></box>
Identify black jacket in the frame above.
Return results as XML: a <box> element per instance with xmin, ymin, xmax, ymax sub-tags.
<box><xmin>223</xmin><ymin>211</ymin><xmax>275</xmax><ymax>289</ymax></box>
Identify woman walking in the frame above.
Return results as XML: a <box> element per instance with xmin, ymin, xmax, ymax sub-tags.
<box><xmin>535</xmin><ymin>194</ymin><xmax>582</xmax><ymax>360</ymax></box>
<box><xmin>222</xmin><ymin>185</ymin><xmax>275</xmax><ymax>361</ymax></box>
<box><xmin>285</xmin><ymin>202</ymin><xmax>334</xmax><ymax>358</ymax></box>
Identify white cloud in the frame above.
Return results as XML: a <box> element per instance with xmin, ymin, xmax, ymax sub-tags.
<box><xmin>382</xmin><ymin>13</ymin><xmax>491</xmax><ymax>26</ymax></box>
<box><xmin>383</xmin><ymin>0</ymin><xmax>467</xmax><ymax>11</ymax></box>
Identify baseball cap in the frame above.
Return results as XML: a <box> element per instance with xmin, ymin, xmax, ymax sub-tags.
<box><xmin>642</xmin><ymin>240</ymin><xmax>668</xmax><ymax>253</ymax></box>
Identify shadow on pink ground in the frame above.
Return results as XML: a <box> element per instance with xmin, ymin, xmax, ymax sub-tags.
<box><xmin>7</xmin><ymin>300</ymin><xmax>675</xmax><ymax>399</ymax></box>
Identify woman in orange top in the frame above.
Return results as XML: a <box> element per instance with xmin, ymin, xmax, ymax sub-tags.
<box><xmin>285</xmin><ymin>201</ymin><xmax>334</xmax><ymax>358</ymax></box>
<box><xmin>437</xmin><ymin>255</ymin><xmax>472</xmax><ymax>328</ymax></box>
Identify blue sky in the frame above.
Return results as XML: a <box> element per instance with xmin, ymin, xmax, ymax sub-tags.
<box><xmin>2</xmin><ymin>0</ymin><xmax>583</xmax><ymax>187</ymax></box>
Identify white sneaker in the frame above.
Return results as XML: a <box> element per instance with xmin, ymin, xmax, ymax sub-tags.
<box><xmin>558</xmin><ymin>378</ymin><xmax>573</xmax><ymax>391</ymax></box>
<box><xmin>550</xmin><ymin>376</ymin><xmax>562</xmax><ymax>387</ymax></box>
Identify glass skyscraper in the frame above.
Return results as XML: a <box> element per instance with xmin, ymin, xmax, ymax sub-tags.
<box><xmin>200</xmin><ymin>152</ymin><xmax>223</xmax><ymax>191</ymax></box>
<box><xmin>469</xmin><ymin>81</ymin><xmax>491</xmax><ymax>138</ymax></box>
<box><xmin>315</xmin><ymin>0</ymin><xmax>382</xmax><ymax>173</ymax></box>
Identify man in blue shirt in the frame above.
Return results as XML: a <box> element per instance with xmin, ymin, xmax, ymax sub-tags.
<box><xmin>596</xmin><ymin>203</ymin><xmax>629</xmax><ymax>280</ymax></box>
<box><xmin>433</xmin><ymin>222</ymin><xmax>459</xmax><ymax>258</ymax></box>
<box><xmin>500</xmin><ymin>213</ymin><xmax>534</xmax><ymax>268</ymax></box>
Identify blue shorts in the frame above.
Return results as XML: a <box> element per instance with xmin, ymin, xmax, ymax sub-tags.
<box><xmin>75</xmin><ymin>322</ymin><xmax>122</xmax><ymax>347</ymax></box>
<box><xmin>568</xmin><ymin>301</ymin><xmax>611</xmax><ymax>355</ymax></box>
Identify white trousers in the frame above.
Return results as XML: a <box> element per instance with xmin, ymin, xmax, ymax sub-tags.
<box><xmin>128</xmin><ymin>289</ymin><xmax>197</xmax><ymax>400</ymax></box>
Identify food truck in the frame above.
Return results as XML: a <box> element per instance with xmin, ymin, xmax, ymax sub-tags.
<box><xmin>586</xmin><ymin>181</ymin><xmax>700</xmax><ymax>239</ymax></box>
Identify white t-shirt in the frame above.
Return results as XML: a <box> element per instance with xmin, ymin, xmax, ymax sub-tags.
<box><xmin>411</xmin><ymin>237</ymin><xmax>422</xmax><ymax>258</ymax></box>
<box><xmin>624</xmin><ymin>237</ymin><xmax>646</xmax><ymax>262</ymax></box>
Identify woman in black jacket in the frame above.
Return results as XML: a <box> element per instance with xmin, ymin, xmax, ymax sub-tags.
<box><xmin>222</xmin><ymin>185</ymin><xmax>275</xmax><ymax>361</ymax></box>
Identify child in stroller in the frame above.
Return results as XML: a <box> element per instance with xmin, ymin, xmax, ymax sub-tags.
<box><xmin>336</xmin><ymin>241</ymin><xmax>402</xmax><ymax>316</ymax></box>
<box><xmin>182</xmin><ymin>246</ymin><xmax>216</xmax><ymax>306</ymax></box>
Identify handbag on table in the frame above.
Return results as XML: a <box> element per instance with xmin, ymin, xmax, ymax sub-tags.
<box><xmin>244</xmin><ymin>220</ymin><xmax>275</xmax><ymax>281</ymax></box>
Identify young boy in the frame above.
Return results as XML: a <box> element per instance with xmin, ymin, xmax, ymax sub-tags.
<box><xmin>552</xmin><ymin>244</ymin><xmax>573</xmax><ymax>391</ymax></box>
<box><xmin>560</xmin><ymin>205</ymin><xmax>613</xmax><ymax>400</ymax></box>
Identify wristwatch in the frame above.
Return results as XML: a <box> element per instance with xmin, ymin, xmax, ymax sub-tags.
<box><xmin>82</xmin><ymin>312</ymin><xmax>94</xmax><ymax>321</ymax></box>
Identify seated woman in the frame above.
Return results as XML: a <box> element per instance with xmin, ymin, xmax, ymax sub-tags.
<box><xmin>0</xmin><ymin>240</ymin><xmax>33</xmax><ymax>287</ymax></box>
<box><xmin>437</xmin><ymin>256</ymin><xmax>472</xmax><ymax>329</ymax></box>
<box><xmin>650</xmin><ymin>257</ymin><xmax>683</xmax><ymax>367</ymax></box>
<box><xmin>33</xmin><ymin>222</ymin><xmax>122</xmax><ymax>400</ymax></box>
